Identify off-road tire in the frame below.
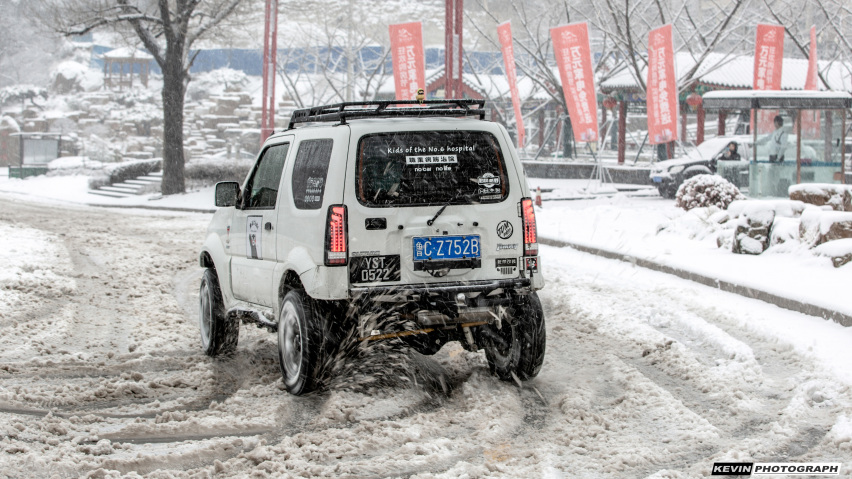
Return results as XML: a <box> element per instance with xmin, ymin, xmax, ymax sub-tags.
<box><xmin>277</xmin><ymin>290</ymin><xmax>326</xmax><ymax>395</ymax></box>
<box><xmin>484</xmin><ymin>292</ymin><xmax>546</xmax><ymax>381</ymax></box>
<box><xmin>199</xmin><ymin>268</ymin><xmax>239</xmax><ymax>356</ymax></box>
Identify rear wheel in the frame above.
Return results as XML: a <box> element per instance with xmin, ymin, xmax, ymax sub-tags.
<box><xmin>277</xmin><ymin>290</ymin><xmax>325</xmax><ymax>395</ymax></box>
<box><xmin>199</xmin><ymin>268</ymin><xmax>239</xmax><ymax>356</ymax></box>
<box><xmin>484</xmin><ymin>292</ymin><xmax>546</xmax><ymax>381</ymax></box>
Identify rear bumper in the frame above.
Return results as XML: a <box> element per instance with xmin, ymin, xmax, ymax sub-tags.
<box><xmin>349</xmin><ymin>278</ymin><xmax>532</xmax><ymax>298</ymax></box>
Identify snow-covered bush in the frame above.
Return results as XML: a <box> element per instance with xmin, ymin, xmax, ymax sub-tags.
<box><xmin>88</xmin><ymin>158</ymin><xmax>161</xmax><ymax>189</ymax></box>
<box><xmin>185</xmin><ymin>156</ymin><xmax>253</xmax><ymax>186</ymax></box>
<box><xmin>0</xmin><ymin>84</ymin><xmax>47</xmax><ymax>109</ymax></box>
<box><xmin>676</xmin><ymin>174</ymin><xmax>744</xmax><ymax>211</ymax></box>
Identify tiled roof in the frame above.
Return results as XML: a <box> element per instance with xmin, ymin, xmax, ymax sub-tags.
<box><xmin>600</xmin><ymin>52</ymin><xmax>851</xmax><ymax>92</ymax></box>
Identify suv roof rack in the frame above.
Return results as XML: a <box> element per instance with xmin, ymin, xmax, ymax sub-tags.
<box><xmin>287</xmin><ymin>99</ymin><xmax>486</xmax><ymax>129</ymax></box>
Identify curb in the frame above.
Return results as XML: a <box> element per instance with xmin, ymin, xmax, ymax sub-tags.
<box><xmin>87</xmin><ymin>203</ymin><xmax>216</xmax><ymax>214</ymax></box>
<box><xmin>540</xmin><ymin>237</ymin><xmax>852</xmax><ymax>328</ymax></box>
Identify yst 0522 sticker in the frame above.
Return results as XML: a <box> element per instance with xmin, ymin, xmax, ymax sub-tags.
<box><xmin>349</xmin><ymin>255</ymin><xmax>401</xmax><ymax>284</ymax></box>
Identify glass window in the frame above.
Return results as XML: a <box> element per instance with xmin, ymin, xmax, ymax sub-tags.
<box><xmin>356</xmin><ymin>131</ymin><xmax>509</xmax><ymax>207</ymax></box>
<box><xmin>244</xmin><ymin>143</ymin><xmax>289</xmax><ymax>209</ymax></box>
<box><xmin>292</xmin><ymin>139</ymin><xmax>334</xmax><ymax>210</ymax></box>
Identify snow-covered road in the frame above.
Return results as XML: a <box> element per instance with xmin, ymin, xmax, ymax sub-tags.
<box><xmin>1</xmin><ymin>198</ymin><xmax>851</xmax><ymax>478</ymax></box>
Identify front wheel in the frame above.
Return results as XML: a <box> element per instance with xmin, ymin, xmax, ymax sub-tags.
<box><xmin>277</xmin><ymin>290</ymin><xmax>325</xmax><ymax>395</ymax></box>
<box><xmin>483</xmin><ymin>292</ymin><xmax>546</xmax><ymax>382</ymax></box>
<box><xmin>199</xmin><ymin>268</ymin><xmax>239</xmax><ymax>356</ymax></box>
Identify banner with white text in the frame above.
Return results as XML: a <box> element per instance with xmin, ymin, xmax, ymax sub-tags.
<box><xmin>389</xmin><ymin>22</ymin><xmax>425</xmax><ymax>101</ymax></box>
<box><xmin>550</xmin><ymin>22</ymin><xmax>599</xmax><ymax>142</ymax></box>
<box><xmin>753</xmin><ymin>24</ymin><xmax>785</xmax><ymax>134</ymax></box>
<box><xmin>498</xmin><ymin>21</ymin><xmax>525</xmax><ymax>148</ymax></box>
<box><xmin>647</xmin><ymin>24</ymin><xmax>678</xmax><ymax>144</ymax></box>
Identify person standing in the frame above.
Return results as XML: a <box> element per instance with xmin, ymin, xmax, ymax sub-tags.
<box><xmin>756</xmin><ymin>115</ymin><xmax>788</xmax><ymax>162</ymax></box>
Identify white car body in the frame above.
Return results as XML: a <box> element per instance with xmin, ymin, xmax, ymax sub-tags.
<box><xmin>200</xmin><ymin>117</ymin><xmax>544</xmax><ymax>319</ymax></box>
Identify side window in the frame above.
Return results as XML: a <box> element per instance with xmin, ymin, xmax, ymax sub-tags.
<box><xmin>292</xmin><ymin>139</ymin><xmax>334</xmax><ymax>210</ymax></box>
<box><xmin>244</xmin><ymin>143</ymin><xmax>290</xmax><ymax>209</ymax></box>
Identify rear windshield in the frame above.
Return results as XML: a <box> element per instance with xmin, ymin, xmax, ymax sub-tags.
<box><xmin>356</xmin><ymin>130</ymin><xmax>510</xmax><ymax>207</ymax></box>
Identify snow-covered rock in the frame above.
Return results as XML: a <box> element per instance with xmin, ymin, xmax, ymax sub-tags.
<box><xmin>770</xmin><ymin>216</ymin><xmax>800</xmax><ymax>247</ymax></box>
<box><xmin>789</xmin><ymin>183</ymin><xmax>852</xmax><ymax>212</ymax></box>
<box><xmin>727</xmin><ymin>199</ymin><xmax>806</xmax><ymax>219</ymax></box>
<box><xmin>50</xmin><ymin>61</ymin><xmax>101</xmax><ymax>94</ymax></box>
<box><xmin>814</xmin><ymin>238</ymin><xmax>852</xmax><ymax>268</ymax></box>
<box><xmin>732</xmin><ymin>203</ymin><xmax>775</xmax><ymax>255</ymax></box>
<box><xmin>800</xmin><ymin>207</ymin><xmax>852</xmax><ymax>246</ymax></box>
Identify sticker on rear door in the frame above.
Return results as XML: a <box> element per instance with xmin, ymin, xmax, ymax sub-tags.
<box><xmin>246</xmin><ymin>215</ymin><xmax>262</xmax><ymax>260</ymax></box>
<box><xmin>496</xmin><ymin>258</ymin><xmax>517</xmax><ymax>275</ymax></box>
<box><xmin>349</xmin><ymin>255</ymin><xmax>401</xmax><ymax>284</ymax></box>
<box><xmin>496</xmin><ymin>220</ymin><xmax>513</xmax><ymax>239</ymax></box>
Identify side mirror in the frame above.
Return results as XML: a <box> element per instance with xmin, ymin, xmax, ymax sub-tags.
<box><xmin>215</xmin><ymin>182</ymin><xmax>240</xmax><ymax>207</ymax></box>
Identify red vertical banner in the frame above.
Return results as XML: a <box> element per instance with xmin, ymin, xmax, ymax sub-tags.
<box><xmin>550</xmin><ymin>22</ymin><xmax>598</xmax><ymax>142</ymax></box>
<box><xmin>753</xmin><ymin>24</ymin><xmax>785</xmax><ymax>134</ymax></box>
<box><xmin>802</xmin><ymin>25</ymin><xmax>820</xmax><ymax>139</ymax></box>
<box><xmin>389</xmin><ymin>22</ymin><xmax>426</xmax><ymax>101</ymax></box>
<box><xmin>498</xmin><ymin>22</ymin><xmax>525</xmax><ymax>148</ymax></box>
<box><xmin>646</xmin><ymin>24</ymin><xmax>678</xmax><ymax>144</ymax></box>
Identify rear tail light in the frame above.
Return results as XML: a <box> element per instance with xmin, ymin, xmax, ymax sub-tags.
<box><xmin>325</xmin><ymin>205</ymin><xmax>348</xmax><ymax>266</ymax></box>
<box><xmin>521</xmin><ymin>198</ymin><xmax>538</xmax><ymax>256</ymax></box>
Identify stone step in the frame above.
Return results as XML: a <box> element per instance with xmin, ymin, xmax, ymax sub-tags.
<box><xmin>88</xmin><ymin>189</ymin><xmax>131</xmax><ymax>198</ymax></box>
<box><xmin>124</xmin><ymin>179</ymin><xmax>154</xmax><ymax>186</ymax></box>
<box><xmin>100</xmin><ymin>185</ymin><xmax>139</xmax><ymax>194</ymax></box>
<box><xmin>112</xmin><ymin>182</ymin><xmax>145</xmax><ymax>191</ymax></box>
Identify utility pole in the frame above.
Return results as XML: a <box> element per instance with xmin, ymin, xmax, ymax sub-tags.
<box><xmin>260</xmin><ymin>0</ymin><xmax>278</xmax><ymax>144</ymax></box>
<box><xmin>445</xmin><ymin>0</ymin><xmax>464</xmax><ymax>99</ymax></box>
<box><xmin>346</xmin><ymin>0</ymin><xmax>354</xmax><ymax>102</ymax></box>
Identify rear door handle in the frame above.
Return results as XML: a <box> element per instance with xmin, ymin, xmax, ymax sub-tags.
<box><xmin>265</xmin><ymin>222</ymin><xmax>273</xmax><ymax>231</ymax></box>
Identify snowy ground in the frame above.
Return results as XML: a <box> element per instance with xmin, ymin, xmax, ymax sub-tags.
<box><xmin>529</xmin><ymin>180</ymin><xmax>852</xmax><ymax>318</ymax></box>
<box><xmin>2</xmin><ymin>185</ymin><xmax>852</xmax><ymax>477</ymax></box>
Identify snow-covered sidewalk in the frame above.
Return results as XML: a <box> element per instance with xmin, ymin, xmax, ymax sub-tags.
<box><xmin>0</xmin><ymin>168</ymin><xmax>216</xmax><ymax>212</ymax></box>
<box><xmin>534</xmin><ymin>187</ymin><xmax>852</xmax><ymax>320</ymax></box>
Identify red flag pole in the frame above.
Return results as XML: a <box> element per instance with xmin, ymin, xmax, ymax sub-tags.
<box><xmin>445</xmin><ymin>0</ymin><xmax>453</xmax><ymax>99</ymax></box>
<box><xmin>260</xmin><ymin>0</ymin><xmax>278</xmax><ymax>145</ymax></box>
<box><xmin>454</xmin><ymin>0</ymin><xmax>464</xmax><ymax>99</ymax></box>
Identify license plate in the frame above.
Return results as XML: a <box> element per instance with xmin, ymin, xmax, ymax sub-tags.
<box><xmin>413</xmin><ymin>235</ymin><xmax>480</xmax><ymax>261</ymax></box>
<box><xmin>652</xmin><ymin>176</ymin><xmax>663</xmax><ymax>183</ymax></box>
<box><xmin>349</xmin><ymin>255</ymin><xmax>401</xmax><ymax>284</ymax></box>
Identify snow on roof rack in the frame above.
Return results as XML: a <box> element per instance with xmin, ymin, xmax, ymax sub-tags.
<box><xmin>286</xmin><ymin>99</ymin><xmax>487</xmax><ymax>129</ymax></box>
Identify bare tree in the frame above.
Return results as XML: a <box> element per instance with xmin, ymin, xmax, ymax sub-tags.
<box><xmin>35</xmin><ymin>0</ymin><xmax>245</xmax><ymax>195</ymax></box>
<box><xmin>578</xmin><ymin>0</ymin><xmax>752</xmax><ymax>94</ymax></box>
<box><xmin>276</xmin><ymin>4</ymin><xmax>391</xmax><ymax>109</ymax></box>
<box><xmin>0</xmin><ymin>1</ymin><xmax>62</xmax><ymax>87</ymax></box>
<box><xmin>762</xmin><ymin>0</ymin><xmax>852</xmax><ymax>90</ymax></box>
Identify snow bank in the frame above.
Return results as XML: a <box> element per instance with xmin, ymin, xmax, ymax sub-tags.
<box><xmin>48</xmin><ymin>156</ymin><xmax>103</xmax><ymax>170</ymax></box>
<box><xmin>829</xmin><ymin>415</ymin><xmax>852</xmax><ymax>451</ymax></box>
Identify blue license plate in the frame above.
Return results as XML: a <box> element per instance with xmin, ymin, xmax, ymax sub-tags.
<box><xmin>413</xmin><ymin>235</ymin><xmax>481</xmax><ymax>261</ymax></box>
<box><xmin>652</xmin><ymin>176</ymin><xmax>663</xmax><ymax>183</ymax></box>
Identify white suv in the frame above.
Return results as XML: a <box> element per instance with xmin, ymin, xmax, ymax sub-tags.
<box><xmin>199</xmin><ymin>100</ymin><xmax>546</xmax><ymax>395</ymax></box>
